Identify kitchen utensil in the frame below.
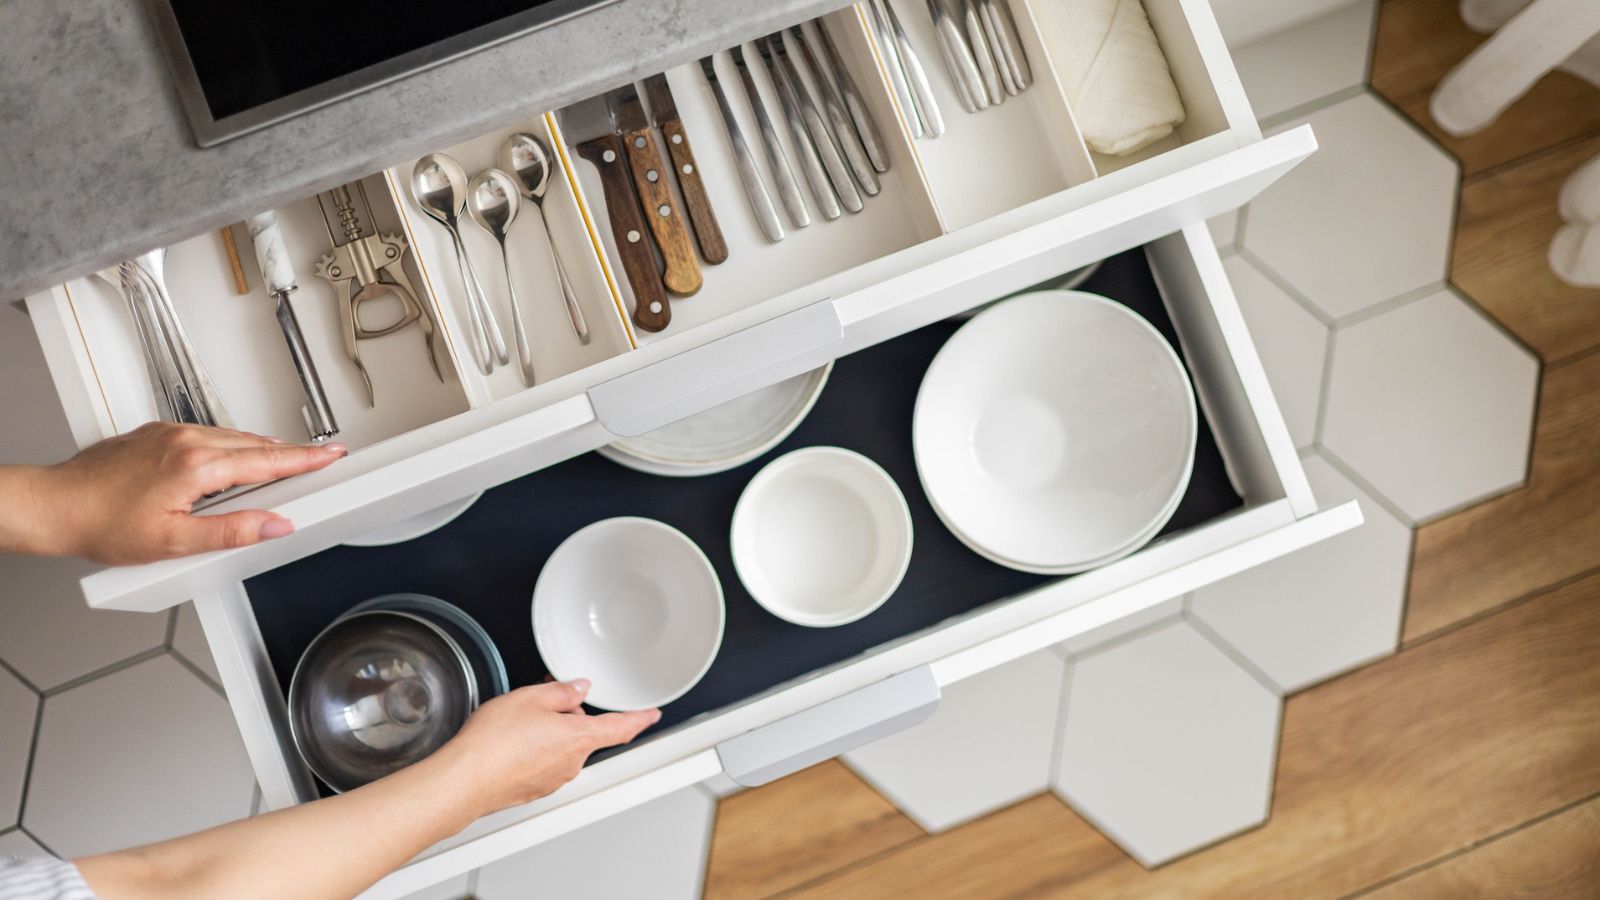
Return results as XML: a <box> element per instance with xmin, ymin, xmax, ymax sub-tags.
<box><xmin>878</xmin><ymin>0</ymin><xmax>946</xmax><ymax>136</ymax></box>
<box><xmin>811</xmin><ymin>20</ymin><xmax>890</xmax><ymax>174</ymax></box>
<box><xmin>345</xmin><ymin>594</ymin><xmax>510</xmax><ymax>701</ymax></box>
<box><xmin>315</xmin><ymin>179</ymin><xmax>446</xmax><ymax>403</ymax></box>
<box><xmin>978</xmin><ymin>0</ymin><xmax>1017</xmax><ymax>96</ymax></box>
<box><xmin>928</xmin><ymin>0</ymin><xmax>986</xmax><ymax>112</ymax></box>
<box><xmin>289</xmin><ymin>609</ymin><xmax>478</xmax><ymax>792</ymax></box>
<box><xmin>868</xmin><ymin>0</ymin><xmax>925</xmax><ymax>137</ymax></box>
<box><xmin>756</xmin><ymin>36</ymin><xmax>843</xmax><ymax>221</ymax></box>
<box><xmin>244</xmin><ymin>210</ymin><xmax>339</xmax><ymax>441</ymax></box>
<box><xmin>730</xmin><ymin>45</ymin><xmax>809</xmax><ymax>229</ymax></box>
<box><xmin>698</xmin><ymin>55</ymin><xmax>785</xmax><ymax>243</ymax></box>
<box><xmin>642</xmin><ymin>73</ymin><xmax>729</xmax><ymax>264</ymax></box>
<box><xmin>770</xmin><ymin>31</ymin><xmax>865</xmax><ymax>214</ymax></box>
<box><xmin>499</xmin><ymin>133</ymin><xmax>593</xmax><ymax>346</ymax></box>
<box><xmin>410</xmin><ymin>154</ymin><xmax>509</xmax><ymax>371</ymax></box>
<box><xmin>914</xmin><ymin>291</ymin><xmax>1197</xmax><ymax>573</ymax></box>
<box><xmin>345</xmin><ymin>492</ymin><xmax>485</xmax><ymax>547</ymax></box>
<box><xmin>608</xmin><ymin>82</ymin><xmax>703</xmax><ymax>295</ymax></box>
<box><xmin>984</xmin><ymin>0</ymin><xmax>1032</xmax><ymax>91</ymax></box>
<box><xmin>790</xmin><ymin>25</ymin><xmax>880</xmax><ymax>196</ymax></box>
<box><xmin>533</xmin><ymin>517</ymin><xmax>724</xmax><ymax>710</ymax></box>
<box><xmin>731</xmin><ymin>446</ymin><xmax>913</xmax><ymax>627</ymax></box>
<box><xmin>466</xmin><ymin>168</ymin><xmax>538</xmax><ymax>386</ymax></box>
<box><xmin>962</xmin><ymin>0</ymin><xmax>1006</xmax><ymax>106</ymax></box>
<box><xmin>597</xmin><ymin>362</ymin><xmax>832</xmax><ymax>476</ymax></box>
<box><xmin>219</xmin><ymin>226</ymin><xmax>249</xmax><ymax>295</ymax></box>
<box><xmin>558</xmin><ymin>96</ymin><xmax>672</xmax><ymax>333</ymax></box>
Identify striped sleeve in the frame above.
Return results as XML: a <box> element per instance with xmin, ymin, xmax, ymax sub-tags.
<box><xmin>0</xmin><ymin>857</ymin><xmax>96</xmax><ymax>900</ymax></box>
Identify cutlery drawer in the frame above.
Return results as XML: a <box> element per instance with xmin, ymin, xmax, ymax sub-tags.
<box><xmin>188</xmin><ymin>223</ymin><xmax>1358</xmax><ymax>899</ymax></box>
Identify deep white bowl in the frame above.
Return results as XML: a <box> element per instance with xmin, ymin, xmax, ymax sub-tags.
<box><xmin>532</xmin><ymin>517</ymin><xmax>724</xmax><ymax>711</ymax></box>
<box><xmin>914</xmin><ymin>291</ymin><xmax>1197</xmax><ymax>573</ymax></box>
<box><xmin>731</xmin><ymin>447</ymin><xmax>913</xmax><ymax>627</ymax></box>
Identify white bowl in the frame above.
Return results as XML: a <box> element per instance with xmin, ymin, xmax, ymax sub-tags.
<box><xmin>532</xmin><ymin>518</ymin><xmax>724</xmax><ymax>710</ymax></box>
<box><xmin>914</xmin><ymin>291</ymin><xmax>1197</xmax><ymax>572</ymax></box>
<box><xmin>731</xmin><ymin>447</ymin><xmax>913</xmax><ymax>627</ymax></box>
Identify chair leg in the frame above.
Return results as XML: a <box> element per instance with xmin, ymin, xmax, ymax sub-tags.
<box><xmin>1430</xmin><ymin>0</ymin><xmax>1600</xmax><ymax>136</ymax></box>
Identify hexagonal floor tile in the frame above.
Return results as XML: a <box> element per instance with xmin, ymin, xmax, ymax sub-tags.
<box><xmin>1190</xmin><ymin>452</ymin><xmax>1410</xmax><ymax>693</ymax></box>
<box><xmin>1209</xmin><ymin>210</ymin><xmax>1240</xmax><ymax>251</ymax></box>
<box><xmin>1231</xmin><ymin>0</ymin><xmax>1376</xmax><ymax>121</ymax></box>
<box><xmin>842</xmin><ymin>650</ymin><xmax>1066</xmax><ymax>832</ymax></box>
<box><xmin>475</xmin><ymin>787</ymin><xmax>714</xmax><ymax>899</ymax></box>
<box><xmin>0</xmin><ymin>667</ymin><xmax>37</xmax><ymax>829</ymax></box>
<box><xmin>1052</xmin><ymin>622</ymin><xmax>1280</xmax><ymax>867</ymax></box>
<box><xmin>1226</xmin><ymin>255</ymin><xmax>1330</xmax><ymax>449</ymax></box>
<box><xmin>171</xmin><ymin>603</ymin><xmax>219</xmax><ymax>686</ymax></box>
<box><xmin>0</xmin><ymin>828</ymin><xmax>48</xmax><ymax>859</ymax></box>
<box><xmin>1242</xmin><ymin>93</ymin><xmax>1458</xmax><ymax>320</ymax></box>
<box><xmin>1323</xmin><ymin>288</ymin><xmax>1540</xmax><ymax>521</ymax></box>
<box><xmin>0</xmin><ymin>555</ymin><xmax>169</xmax><ymax>691</ymax></box>
<box><xmin>24</xmin><ymin>656</ymin><xmax>255</xmax><ymax>858</ymax></box>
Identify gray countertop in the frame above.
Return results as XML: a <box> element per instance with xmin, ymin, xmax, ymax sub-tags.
<box><xmin>0</xmin><ymin>0</ymin><xmax>846</xmax><ymax>299</ymax></box>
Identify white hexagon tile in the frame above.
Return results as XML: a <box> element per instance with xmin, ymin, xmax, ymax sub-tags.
<box><xmin>24</xmin><ymin>656</ymin><xmax>256</xmax><ymax>858</ymax></box>
<box><xmin>1052</xmin><ymin>622</ymin><xmax>1280</xmax><ymax>867</ymax></box>
<box><xmin>1242</xmin><ymin>93</ymin><xmax>1458</xmax><ymax>321</ymax></box>
<box><xmin>842</xmin><ymin>650</ymin><xmax>1066</xmax><ymax>833</ymax></box>
<box><xmin>171</xmin><ymin>602</ymin><xmax>221</xmax><ymax>686</ymax></box>
<box><xmin>1230</xmin><ymin>0</ymin><xmax>1376</xmax><ymax>121</ymax></box>
<box><xmin>0</xmin><ymin>555</ymin><xmax>170</xmax><ymax>692</ymax></box>
<box><xmin>0</xmin><ymin>829</ymin><xmax>48</xmax><ymax>860</ymax></box>
<box><xmin>1224</xmin><ymin>254</ymin><xmax>1330</xmax><ymax>449</ymax></box>
<box><xmin>0</xmin><ymin>666</ymin><xmax>37</xmax><ymax>829</ymax></box>
<box><xmin>474</xmin><ymin>787</ymin><xmax>714</xmax><ymax>899</ymax></box>
<box><xmin>1191</xmin><ymin>452</ymin><xmax>1411</xmax><ymax>693</ymax></box>
<box><xmin>1323</xmin><ymin>287</ymin><xmax>1539</xmax><ymax>522</ymax></box>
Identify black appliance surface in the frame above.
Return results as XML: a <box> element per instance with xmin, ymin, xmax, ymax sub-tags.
<box><xmin>246</xmin><ymin>248</ymin><xmax>1244</xmax><ymax>792</ymax></box>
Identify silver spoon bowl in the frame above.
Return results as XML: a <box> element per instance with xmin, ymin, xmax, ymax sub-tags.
<box><xmin>467</xmin><ymin>168</ymin><xmax>536</xmax><ymax>387</ymax></box>
<box><xmin>498</xmin><ymin>133</ymin><xmax>591</xmax><ymax>345</ymax></box>
<box><xmin>410</xmin><ymin>153</ymin><xmax>507</xmax><ymax>372</ymax></box>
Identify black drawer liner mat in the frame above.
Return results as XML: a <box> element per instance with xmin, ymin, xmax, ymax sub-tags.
<box><xmin>247</xmin><ymin>247</ymin><xmax>1244</xmax><ymax>788</ymax></box>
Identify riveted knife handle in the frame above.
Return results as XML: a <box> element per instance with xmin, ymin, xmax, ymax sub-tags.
<box><xmin>659</xmin><ymin>118</ymin><xmax>729</xmax><ymax>265</ymax></box>
<box><xmin>622</xmin><ymin>126</ymin><xmax>703</xmax><ymax>296</ymax></box>
<box><xmin>577</xmin><ymin>133</ymin><xmax>672</xmax><ymax>333</ymax></box>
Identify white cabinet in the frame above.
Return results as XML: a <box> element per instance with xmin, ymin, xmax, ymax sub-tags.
<box><xmin>22</xmin><ymin>1</ymin><xmax>1360</xmax><ymax>896</ymax></box>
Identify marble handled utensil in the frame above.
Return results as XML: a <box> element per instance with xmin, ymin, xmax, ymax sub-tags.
<box><xmin>246</xmin><ymin>210</ymin><xmax>340</xmax><ymax>441</ymax></box>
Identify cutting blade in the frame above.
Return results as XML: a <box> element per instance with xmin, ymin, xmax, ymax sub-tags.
<box><xmin>642</xmin><ymin>73</ymin><xmax>679</xmax><ymax>125</ymax></box>
<box><xmin>556</xmin><ymin>94</ymin><xmax>617</xmax><ymax>144</ymax></box>
<box><xmin>607</xmin><ymin>82</ymin><xmax>650</xmax><ymax>133</ymax></box>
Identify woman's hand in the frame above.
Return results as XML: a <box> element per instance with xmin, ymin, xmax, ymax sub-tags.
<box><xmin>14</xmin><ymin>421</ymin><xmax>346</xmax><ymax>564</ymax></box>
<box><xmin>430</xmin><ymin>680</ymin><xmax>661</xmax><ymax>817</ymax></box>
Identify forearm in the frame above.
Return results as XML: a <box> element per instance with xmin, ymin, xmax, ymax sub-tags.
<box><xmin>76</xmin><ymin>747</ymin><xmax>488</xmax><ymax>900</ymax></box>
<box><xmin>0</xmin><ymin>464</ymin><xmax>69</xmax><ymax>556</ymax></box>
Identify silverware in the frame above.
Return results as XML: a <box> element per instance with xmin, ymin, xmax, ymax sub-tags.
<box><xmin>879</xmin><ymin>0</ymin><xmax>945</xmax><ymax>137</ymax></box>
<box><xmin>928</xmin><ymin>0</ymin><xmax>985</xmax><ymax>113</ymax></box>
<box><xmin>978</xmin><ymin>0</ymin><xmax>1018</xmax><ymax>96</ymax></box>
<box><xmin>244</xmin><ymin>211</ymin><xmax>339</xmax><ymax>441</ymax></box>
<box><xmin>314</xmin><ymin>180</ymin><xmax>443</xmax><ymax>405</ymax></box>
<box><xmin>868</xmin><ymin>0</ymin><xmax>924</xmax><ymax>138</ymax></box>
<box><xmin>699</xmin><ymin>55</ymin><xmax>785</xmax><ymax>243</ymax></box>
<box><xmin>812</xmin><ymin>20</ymin><xmax>890</xmax><ymax>174</ymax></box>
<box><xmin>791</xmin><ymin>25</ymin><xmax>880</xmax><ymax>197</ymax></box>
<box><xmin>984</xmin><ymin>0</ymin><xmax>1032</xmax><ymax>91</ymax></box>
<box><xmin>962</xmin><ymin>0</ymin><xmax>1006</xmax><ymax>106</ymax></box>
<box><xmin>410</xmin><ymin>154</ymin><xmax>508</xmax><ymax>374</ymax></box>
<box><xmin>642</xmin><ymin>73</ymin><xmax>729</xmax><ymax>265</ymax></box>
<box><xmin>466</xmin><ymin>168</ymin><xmax>537</xmax><ymax>387</ymax></box>
<box><xmin>609</xmin><ymin>82</ymin><xmax>704</xmax><ymax>296</ymax></box>
<box><xmin>756</xmin><ymin>37</ymin><xmax>843</xmax><ymax>221</ymax></box>
<box><xmin>119</xmin><ymin>250</ymin><xmax>234</xmax><ymax>429</ymax></box>
<box><xmin>499</xmin><ymin>133</ymin><xmax>592</xmax><ymax>346</ymax></box>
<box><xmin>771</xmin><ymin>30</ymin><xmax>865</xmax><ymax>214</ymax></box>
<box><xmin>730</xmin><ymin>45</ymin><xmax>809</xmax><ymax>229</ymax></box>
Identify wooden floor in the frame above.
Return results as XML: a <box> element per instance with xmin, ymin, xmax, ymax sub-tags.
<box><xmin>702</xmin><ymin>2</ymin><xmax>1600</xmax><ymax>896</ymax></box>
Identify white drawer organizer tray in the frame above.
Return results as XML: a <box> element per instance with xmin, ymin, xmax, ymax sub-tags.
<box><xmin>24</xmin><ymin>0</ymin><xmax>1361</xmax><ymax>895</ymax></box>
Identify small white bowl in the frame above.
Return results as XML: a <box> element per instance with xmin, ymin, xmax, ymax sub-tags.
<box><xmin>914</xmin><ymin>291</ymin><xmax>1196</xmax><ymax>572</ymax></box>
<box><xmin>731</xmin><ymin>447</ymin><xmax>913</xmax><ymax>627</ymax></box>
<box><xmin>532</xmin><ymin>517</ymin><xmax>724</xmax><ymax>711</ymax></box>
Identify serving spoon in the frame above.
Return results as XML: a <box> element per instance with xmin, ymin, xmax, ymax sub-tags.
<box><xmin>499</xmin><ymin>133</ymin><xmax>591</xmax><ymax>345</ymax></box>
<box><xmin>467</xmin><ymin>168</ymin><xmax>538</xmax><ymax>387</ymax></box>
<box><xmin>410</xmin><ymin>153</ymin><xmax>509</xmax><ymax>373</ymax></box>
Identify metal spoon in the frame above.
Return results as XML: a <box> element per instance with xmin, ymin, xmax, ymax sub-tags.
<box><xmin>498</xmin><ymin>133</ymin><xmax>591</xmax><ymax>345</ymax></box>
<box><xmin>410</xmin><ymin>153</ymin><xmax>510</xmax><ymax>373</ymax></box>
<box><xmin>466</xmin><ymin>168</ymin><xmax>537</xmax><ymax>387</ymax></box>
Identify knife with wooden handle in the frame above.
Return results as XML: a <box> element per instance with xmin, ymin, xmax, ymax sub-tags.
<box><xmin>643</xmin><ymin>73</ymin><xmax>729</xmax><ymax>265</ymax></box>
<box><xmin>610</xmin><ymin>83</ymin><xmax>703</xmax><ymax>297</ymax></box>
<box><xmin>559</xmin><ymin>96</ymin><xmax>672</xmax><ymax>332</ymax></box>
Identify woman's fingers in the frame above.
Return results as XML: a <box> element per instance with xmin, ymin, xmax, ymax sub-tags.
<box><xmin>584</xmin><ymin>709</ymin><xmax>662</xmax><ymax>749</ymax></box>
<box><xmin>165</xmin><ymin>508</ymin><xmax>296</xmax><ymax>556</ymax></box>
<box><xmin>198</xmin><ymin>443</ymin><xmax>347</xmax><ymax>493</ymax></box>
<box><xmin>522</xmin><ymin>679</ymin><xmax>592</xmax><ymax>713</ymax></box>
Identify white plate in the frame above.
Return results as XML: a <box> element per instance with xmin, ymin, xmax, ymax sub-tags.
<box><xmin>914</xmin><ymin>291</ymin><xmax>1196</xmax><ymax>572</ymax></box>
<box><xmin>344</xmin><ymin>492</ymin><xmax>485</xmax><ymax>547</ymax></box>
<box><xmin>597</xmin><ymin>363</ymin><xmax>833</xmax><ymax>477</ymax></box>
<box><xmin>532</xmin><ymin>517</ymin><xmax>724</xmax><ymax>711</ymax></box>
<box><xmin>951</xmin><ymin>260</ymin><xmax>1104</xmax><ymax>320</ymax></box>
<box><xmin>731</xmin><ymin>447</ymin><xmax>914</xmax><ymax>627</ymax></box>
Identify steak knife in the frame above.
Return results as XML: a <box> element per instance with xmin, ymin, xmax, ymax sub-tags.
<box><xmin>643</xmin><ymin>73</ymin><xmax>729</xmax><ymax>265</ymax></box>
<box><xmin>558</xmin><ymin>96</ymin><xmax>672</xmax><ymax>333</ymax></box>
<box><xmin>610</xmin><ymin>82</ymin><xmax>703</xmax><ymax>296</ymax></box>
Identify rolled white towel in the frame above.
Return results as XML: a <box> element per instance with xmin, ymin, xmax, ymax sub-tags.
<box><xmin>1041</xmin><ymin>0</ymin><xmax>1187</xmax><ymax>156</ymax></box>
<box><xmin>1550</xmin><ymin>153</ymin><xmax>1600</xmax><ymax>288</ymax></box>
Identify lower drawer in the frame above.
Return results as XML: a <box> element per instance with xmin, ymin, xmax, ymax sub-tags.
<box><xmin>192</xmin><ymin>223</ymin><xmax>1359</xmax><ymax>898</ymax></box>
